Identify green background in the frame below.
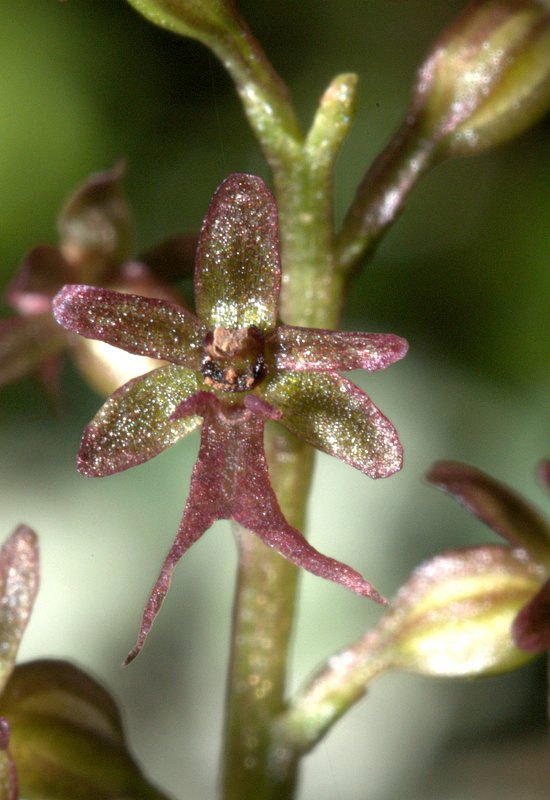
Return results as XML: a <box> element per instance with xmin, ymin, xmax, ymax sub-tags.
<box><xmin>0</xmin><ymin>1</ymin><xmax>548</xmax><ymax>798</ymax></box>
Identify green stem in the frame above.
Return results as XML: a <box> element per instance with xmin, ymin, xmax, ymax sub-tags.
<box><xmin>220</xmin><ymin>431</ymin><xmax>314</xmax><ymax>800</ymax></box>
<box><xmin>220</xmin><ymin>68</ymin><xmax>359</xmax><ymax>800</ymax></box>
<box><xmin>269</xmin><ymin>633</ymin><xmax>392</xmax><ymax>782</ymax></box>
<box><xmin>335</xmin><ymin>118</ymin><xmax>437</xmax><ymax>273</ymax></box>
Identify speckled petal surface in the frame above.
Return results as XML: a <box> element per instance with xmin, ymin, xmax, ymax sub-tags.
<box><xmin>270</xmin><ymin>326</ymin><xmax>408</xmax><ymax>371</ymax></box>
<box><xmin>125</xmin><ymin>395</ymin><xmax>385</xmax><ymax>662</ymax></box>
<box><xmin>78</xmin><ymin>364</ymin><xmax>201</xmax><ymax>477</ymax></box>
<box><xmin>54</xmin><ymin>285</ymin><xmax>206</xmax><ymax>369</ymax></box>
<box><xmin>263</xmin><ymin>371</ymin><xmax>403</xmax><ymax>478</ymax></box>
<box><xmin>427</xmin><ymin>461</ymin><xmax>550</xmax><ymax>569</ymax></box>
<box><xmin>195</xmin><ymin>174</ymin><xmax>281</xmax><ymax>331</ymax></box>
<box><xmin>0</xmin><ymin>526</ymin><xmax>39</xmax><ymax>695</ymax></box>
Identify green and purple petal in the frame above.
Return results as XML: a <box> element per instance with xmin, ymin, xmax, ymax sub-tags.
<box><xmin>195</xmin><ymin>173</ymin><xmax>281</xmax><ymax>332</ymax></box>
<box><xmin>427</xmin><ymin>461</ymin><xmax>550</xmax><ymax>570</ymax></box>
<box><xmin>0</xmin><ymin>315</ymin><xmax>65</xmax><ymax>388</ymax></box>
<box><xmin>0</xmin><ymin>527</ymin><xmax>39</xmax><ymax>695</ymax></box>
<box><xmin>125</xmin><ymin>394</ymin><xmax>385</xmax><ymax>663</ymax></box>
<box><xmin>77</xmin><ymin>364</ymin><xmax>201</xmax><ymax>477</ymax></box>
<box><xmin>262</xmin><ymin>371</ymin><xmax>403</xmax><ymax>478</ymax></box>
<box><xmin>270</xmin><ymin>326</ymin><xmax>408</xmax><ymax>371</ymax></box>
<box><xmin>53</xmin><ymin>285</ymin><xmax>206</xmax><ymax>369</ymax></box>
<box><xmin>512</xmin><ymin>578</ymin><xmax>550</xmax><ymax>653</ymax></box>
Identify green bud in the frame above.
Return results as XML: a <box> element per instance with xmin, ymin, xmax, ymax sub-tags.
<box><xmin>0</xmin><ymin>660</ymin><xmax>168</xmax><ymax>800</ymax></box>
<box><xmin>124</xmin><ymin>0</ymin><xmax>242</xmax><ymax>43</ymax></box>
<box><xmin>412</xmin><ymin>0</ymin><xmax>550</xmax><ymax>157</ymax></box>
<box><xmin>375</xmin><ymin>546</ymin><xmax>544</xmax><ymax>677</ymax></box>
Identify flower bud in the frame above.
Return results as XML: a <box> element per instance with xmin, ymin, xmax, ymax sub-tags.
<box><xmin>375</xmin><ymin>546</ymin><xmax>544</xmax><ymax>677</ymax></box>
<box><xmin>58</xmin><ymin>164</ymin><xmax>134</xmax><ymax>283</ymax></box>
<box><xmin>412</xmin><ymin>0</ymin><xmax>550</xmax><ymax>157</ymax></box>
<box><xmin>0</xmin><ymin>660</ymin><xmax>167</xmax><ymax>799</ymax></box>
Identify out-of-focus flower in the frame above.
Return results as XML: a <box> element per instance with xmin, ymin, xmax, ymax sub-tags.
<box><xmin>375</xmin><ymin>461</ymin><xmax>550</xmax><ymax>680</ymax></box>
<box><xmin>0</xmin><ymin>165</ymin><xmax>193</xmax><ymax>402</ymax></box>
<box><xmin>427</xmin><ymin>460</ymin><xmax>550</xmax><ymax>655</ymax></box>
<box><xmin>412</xmin><ymin>0</ymin><xmax>550</xmax><ymax>158</ymax></box>
<box><xmin>0</xmin><ymin>526</ymin><xmax>169</xmax><ymax>799</ymax></box>
<box><xmin>53</xmin><ymin>172</ymin><xmax>408</xmax><ymax>662</ymax></box>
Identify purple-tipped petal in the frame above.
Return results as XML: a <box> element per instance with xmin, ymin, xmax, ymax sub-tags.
<box><xmin>78</xmin><ymin>364</ymin><xmax>201</xmax><ymax>477</ymax></box>
<box><xmin>195</xmin><ymin>174</ymin><xmax>281</xmax><ymax>332</ymax></box>
<box><xmin>0</xmin><ymin>315</ymin><xmax>66</xmax><ymax>388</ymax></box>
<box><xmin>427</xmin><ymin>461</ymin><xmax>550</xmax><ymax>569</ymax></box>
<box><xmin>53</xmin><ymin>285</ymin><xmax>206</xmax><ymax>368</ymax></box>
<box><xmin>263</xmin><ymin>371</ymin><xmax>403</xmax><ymax>478</ymax></box>
<box><xmin>6</xmin><ymin>245</ymin><xmax>75</xmax><ymax>315</ymax></box>
<box><xmin>513</xmin><ymin>578</ymin><xmax>550</xmax><ymax>653</ymax></box>
<box><xmin>271</xmin><ymin>326</ymin><xmax>408</xmax><ymax>372</ymax></box>
<box><xmin>0</xmin><ymin>526</ymin><xmax>39</xmax><ymax>694</ymax></box>
<box><xmin>125</xmin><ymin>396</ymin><xmax>385</xmax><ymax>662</ymax></box>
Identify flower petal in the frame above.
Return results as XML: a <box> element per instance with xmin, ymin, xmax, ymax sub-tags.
<box><xmin>78</xmin><ymin>364</ymin><xmax>201</xmax><ymax>477</ymax></box>
<box><xmin>426</xmin><ymin>461</ymin><xmax>550</xmax><ymax>569</ymax></box>
<box><xmin>512</xmin><ymin>578</ymin><xmax>550</xmax><ymax>653</ymax></box>
<box><xmin>125</xmin><ymin>395</ymin><xmax>384</xmax><ymax>663</ymax></box>
<box><xmin>0</xmin><ymin>527</ymin><xmax>39</xmax><ymax>695</ymax></box>
<box><xmin>263</xmin><ymin>371</ymin><xmax>403</xmax><ymax>478</ymax></box>
<box><xmin>6</xmin><ymin>245</ymin><xmax>75</xmax><ymax>315</ymax></box>
<box><xmin>53</xmin><ymin>285</ymin><xmax>206</xmax><ymax>368</ymax></box>
<box><xmin>195</xmin><ymin>173</ymin><xmax>281</xmax><ymax>331</ymax></box>
<box><xmin>270</xmin><ymin>326</ymin><xmax>408</xmax><ymax>371</ymax></box>
<box><xmin>0</xmin><ymin>315</ymin><xmax>65</xmax><ymax>388</ymax></box>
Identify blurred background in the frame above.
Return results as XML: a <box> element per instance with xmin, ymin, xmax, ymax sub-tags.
<box><xmin>0</xmin><ymin>1</ymin><xmax>548</xmax><ymax>798</ymax></box>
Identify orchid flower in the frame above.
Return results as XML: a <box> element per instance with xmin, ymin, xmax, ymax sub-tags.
<box><xmin>53</xmin><ymin>173</ymin><xmax>408</xmax><ymax>662</ymax></box>
<box><xmin>0</xmin><ymin>165</ymin><xmax>192</xmax><ymax>402</ymax></box>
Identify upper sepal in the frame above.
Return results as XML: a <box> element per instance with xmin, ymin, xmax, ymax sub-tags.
<box><xmin>195</xmin><ymin>174</ymin><xmax>281</xmax><ymax>332</ymax></box>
